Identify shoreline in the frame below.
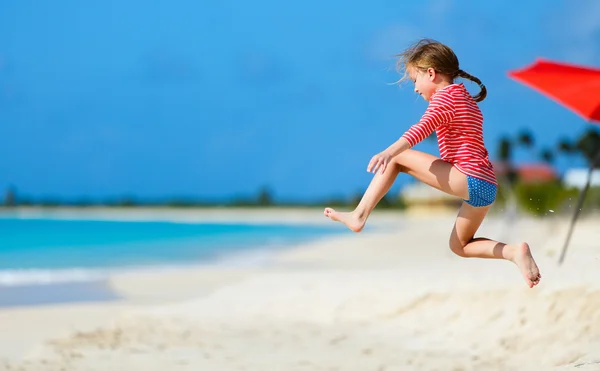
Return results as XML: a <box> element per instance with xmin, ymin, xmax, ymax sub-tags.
<box><xmin>0</xmin><ymin>205</ymin><xmax>408</xmax><ymax>226</ymax></box>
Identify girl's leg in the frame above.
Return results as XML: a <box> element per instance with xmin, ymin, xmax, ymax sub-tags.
<box><xmin>324</xmin><ymin>149</ymin><xmax>468</xmax><ymax>231</ymax></box>
<box><xmin>450</xmin><ymin>202</ymin><xmax>541</xmax><ymax>288</ymax></box>
<box><xmin>323</xmin><ymin>148</ymin><xmax>541</xmax><ymax>288</ymax></box>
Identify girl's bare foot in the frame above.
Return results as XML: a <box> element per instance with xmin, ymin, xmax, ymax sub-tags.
<box><xmin>509</xmin><ymin>242</ymin><xmax>541</xmax><ymax>288</ymax></box>
<box><xmin>323</xmin><ymin>208</ymin><xmax>365</xmax><ymax>232</ymax></box>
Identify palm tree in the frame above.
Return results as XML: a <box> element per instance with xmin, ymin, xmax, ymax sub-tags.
<box><xmin>558</xmin><ymin>137</ymin><xmax>576</xmax><ymax>154</ymax></box>
<box><xmin>4</xmin><ymin>186</ymin><xmax>16</xmax><ymax>206</ymax></box>
<box><xmin>556</xmin><ymin>129</ymin><xmax>600</xmax><ymax>173</ymax></box>
<box><xmin>517</xmin><ymin>129</ymin><xmax>536</xmax><ymax>162</ymax></box>
<box><xmin>257</xmin><ymin>186</ymin><xmax>273</xmax><ymax>206</ymax></box>
<box><xmin>540</xmin><ymin>148</ymin><xmax>554</xmax><ymax>164</ymax></box>
<box><xmin>498</xmin><ymin>136</ymin><xmax>512</xmax><ymax>163</ymax></box>
<box><xmin>518</xmin><ymin>130</ymin><xmax>534</xmax><ymax>147</ymax></box>
<box><xmin>575</xmin><ymin>128</ymin><xmax>600</xmax><ymax>168</ymax></box>
<box><xmin>556</xmin><ymin>137</ymin><xmax>579</xmax><ymax>174</ymax></box>
<box><xmin>497</xmin><ymin>136</ymin><xmax>518</xmax><ymax>186</ymax></box>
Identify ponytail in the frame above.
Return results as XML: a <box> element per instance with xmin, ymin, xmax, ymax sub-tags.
<box><xmin>456</xmin><ymin>69</ymin><xmax>487</xmax><ymax>102</ymax></box>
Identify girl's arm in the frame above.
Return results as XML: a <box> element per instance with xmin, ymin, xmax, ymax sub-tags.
<box><xmin>368</xmin><ymin>90</ymin><xmax>455</xmax><ymax>174</ymax></box>
<box><xmin>401</xmin><ymin>89</ymin><xmax>456</xmax><ymax>148</ymax></box>
<box><xmin>367</xmin><ymin>137</ymin><xmax>411</xmax><ymax>174</ymax></box>
<box><xmin>383</xmin><ymin>137</ymin><xmax>411</xmax><ymax>158</ymax></box>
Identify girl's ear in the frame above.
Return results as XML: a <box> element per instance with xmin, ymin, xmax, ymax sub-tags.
<box><xmin>427</xmin><ymin>67</ymin><xmax>436</xmax><ymax>81</ymax></box>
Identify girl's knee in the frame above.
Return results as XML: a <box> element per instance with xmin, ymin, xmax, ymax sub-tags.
<box><xmin>449</xmin><ymin>238</ymin><xmax>468</xmax><ymax>257</ymax></box>
<box><xmin>385</xmin><ymin>160</ymin><xmax>403</xmax><ymax>174</ymax></box>
<box><xmin>391</xmin><ymin>154</ymin><xmax>410</xmax><ymax>173</ymax></box>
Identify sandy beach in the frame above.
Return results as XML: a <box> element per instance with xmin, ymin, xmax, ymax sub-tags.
<box><xmin>1</xmin><ymin>207</ymin><xmax>599</xmax><ymax>371</ymax></box>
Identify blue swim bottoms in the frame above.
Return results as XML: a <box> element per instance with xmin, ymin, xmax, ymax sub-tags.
<box><xmin>464</xmin><ymin>176</ymin><xmax>497</xmax><ymax>207</ymax></box>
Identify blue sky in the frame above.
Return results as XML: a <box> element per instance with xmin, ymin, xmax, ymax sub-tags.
<box><xmin>0</xmin><ymin>0</ymin><xmax>599</xmax><ymax>202</ymax></box>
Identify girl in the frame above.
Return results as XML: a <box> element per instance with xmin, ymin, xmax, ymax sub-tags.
<box><xmin>324</xmin><ymin>39</ymin><xmax>541</xmax><ymax>288</ymax></box>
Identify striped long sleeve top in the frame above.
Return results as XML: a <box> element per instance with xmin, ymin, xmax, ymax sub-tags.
<box><xmin>401</xmin><ymin>83</ymin><xmax>497</xmax><ymax>185</ymax></box>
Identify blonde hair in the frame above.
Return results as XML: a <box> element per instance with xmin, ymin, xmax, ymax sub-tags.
<box><xmin>395</xmin><ymin>38</ymin><xmax>487</xmax><ymax>102</ymax></box>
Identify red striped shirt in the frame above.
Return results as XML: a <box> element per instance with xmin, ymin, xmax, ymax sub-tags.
<box><xmin>401</xmin><ymin>83</ymin><xmax>497</xmax><ymax>185</ymax></box>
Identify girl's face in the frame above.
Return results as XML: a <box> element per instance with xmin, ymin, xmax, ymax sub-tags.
<box><xmin>408</xmin><ymin>65</ymin><xmax>438</xmax><ymax>102</ymax></box>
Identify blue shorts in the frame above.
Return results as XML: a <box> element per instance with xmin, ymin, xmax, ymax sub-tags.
<box><xmin>464</xmin><ymin>176</ymin><xmax>497</xmax><ymax>207</ymax></box>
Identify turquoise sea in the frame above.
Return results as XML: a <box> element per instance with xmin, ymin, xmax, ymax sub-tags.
<box><xmin>0</xmin><ymin>216</ymin><xmax>343</xmax><ymax>306</ymax></box>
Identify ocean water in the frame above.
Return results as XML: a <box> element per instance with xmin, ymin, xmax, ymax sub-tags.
<box><xmin>0</xmin><ymin>217</ymin><xmax>342</xmax><ymax>291</ymax></box>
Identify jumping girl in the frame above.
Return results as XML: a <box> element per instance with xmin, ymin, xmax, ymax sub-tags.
<box><xmin>324</xmin><ymin>39</ymin><xmax>541</xmax><ymax>288</ymax></box>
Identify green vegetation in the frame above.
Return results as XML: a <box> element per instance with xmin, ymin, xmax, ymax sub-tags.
<box><xmin>491</xmin><ymin>126</ymin><xmax>600</xmax><ymax>217</ymax></box>
<box><xmin>512</xmin><ymin>181</ymin><xmax>580</xmax><ymax>216</ymax></box>
<box><xmin>2</xmin><ymin>185</ymin><xmax>407</xmax><ymax>210</ymax></box>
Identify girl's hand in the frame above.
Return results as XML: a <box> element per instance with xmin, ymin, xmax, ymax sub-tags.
<box><xmin>367</xmin><ymin>151</ymin><xmax>393</xmax><ymax>174</ymax></box>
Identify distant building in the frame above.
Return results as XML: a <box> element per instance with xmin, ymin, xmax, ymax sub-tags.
<box><xmin>563</xmin><ymin>169</ymin><xmax>600</xmax><ymax>189</ymax></box>
<box><xmin>493</xmin><ymin>162</ymin><xmax>558</xmax><ymax>184</ymax></box>
<box><xmin>399</xmin><ymin>181</ymin><xmax>461</xmax><ymax>213</ymax></box>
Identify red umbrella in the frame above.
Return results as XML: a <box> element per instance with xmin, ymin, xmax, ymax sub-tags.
<box><xmin>508</xmin><ymin>58</ymin><xmax>600</xmax><ymax>265</ymax></box>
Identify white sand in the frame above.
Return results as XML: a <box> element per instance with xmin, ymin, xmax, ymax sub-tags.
<box><xmin>1</xmin><ymin>208</ymin><xmax>599</xmax><ymax>371</ymax></box>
